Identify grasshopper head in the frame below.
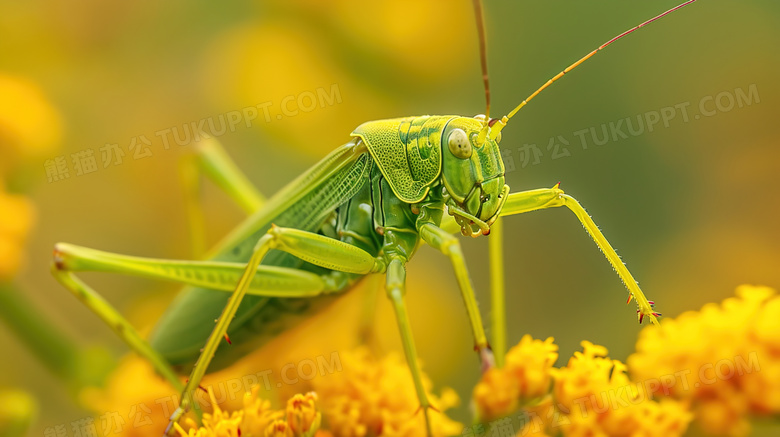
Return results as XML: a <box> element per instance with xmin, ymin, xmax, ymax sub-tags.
<box><xmin>441</xmin><ymin>115</ymin><xmax>509</xmax><ymax>237</ymax></box>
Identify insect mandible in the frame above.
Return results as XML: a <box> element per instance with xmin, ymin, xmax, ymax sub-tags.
<box><xmin>51</xmin><ymin>1</ymin><xmax>697</xmax><ymax>435</ymax></box>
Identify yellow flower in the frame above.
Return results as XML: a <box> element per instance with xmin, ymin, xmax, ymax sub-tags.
<box><xmin>0</xmin><ymin>73</ymin><xmax>62</xmax><ymax>163</ymax></box>
<box><xmin>628</xmin><ymin>285</ymin><xmax>780</xmax><ymax>436</ymax></box>
<box><xmin>286</xmin><ymin>393</ymin><xmax>320</xmax><ymax>436</ymax></box>
<box><xmin>472</xmin><ymin>335</ymin><xmax>558</xmax><ymax>421</ymax></box>
<box><xmin>310</xmin><ymin>347</ymin><xmax>461</xmax><ymax>437</ymax></box>
<box><xmin>505</xmin><ymin>335</ymin><xmax>559</xmax><ymax>402</ymax></box>
<box><xmin>473</xmin><ymin>367</ymin><xmax>520</xmax><ymax>422</ymax></box>
<box><xmin>543</xmin><ymin>341</ymin><xmax>692</xmax><ymax>437</ymax></box>
<box><xmin>551</xmin><ymin>341</ymin><xmax>617</xmax><ymax>412</ymax></box>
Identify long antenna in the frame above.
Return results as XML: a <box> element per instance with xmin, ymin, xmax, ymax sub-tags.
<box><xmin>488</xmin><ymin>0</ymin><xmax>698</xmax><ymax>140</ymax></box>
<box><xmin>473</xmin><ymin>0</ymin><xmax>491</xmax><ymax>120</ymax></box>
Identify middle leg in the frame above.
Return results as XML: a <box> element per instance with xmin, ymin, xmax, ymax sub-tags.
<box><xmin>418</xmin><ymin>223</ymin><xmax>494</xmax><ymax>372</ymax></box>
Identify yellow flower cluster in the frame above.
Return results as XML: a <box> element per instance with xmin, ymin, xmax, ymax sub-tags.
<box><xmin>472</xmin><ymin>285</ymin><xmax>780</xmax><ymax>436</ymax></box>
<box><xmin>174</xmin><ymin>387</ymin><xmax>320</xmax><ymax>437</ymax></box>
<box><xmin>472</xmin><ymin>339</ymin><xmax>691</xmax><ymax>437</ymax></box>
<box><xmin>85</xmin><ymin>346</ymin><xmax>460</xmax><ymax>437</ymax></box>
<box><xmin>310</xmin><ymin>347</ymin><xmax>462</xmax><ymax>437</ymax></box>
<box><xmin>629</xmin><ymin>285</ymin><xmax>780</xmax><ymax>436</ymax></box>
<box><xmin>545</xmin><ymin>341</ymin><xmax>692</xmax><ymax>437</ymax></box>
<box><xmin>472</xmin><ymin>335</ymin><xmax>558</xmax><ymax>421</ymax></box>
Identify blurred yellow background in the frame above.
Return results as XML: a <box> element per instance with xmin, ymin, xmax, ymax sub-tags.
<box><xmin>1</xmin><ymin>0</ymin><xmax>779</xmax><ymax>435</ymax></box>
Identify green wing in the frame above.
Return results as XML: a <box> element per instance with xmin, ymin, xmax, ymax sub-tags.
<box><xmin>149</xmin><ymin>140</ymin><xmax>371</xmax><ymax>368</ymax></box>
<box><xmin>351</xmin><ymin>115</ymin><xmax>455</xmax><ymax>203</ymax></box>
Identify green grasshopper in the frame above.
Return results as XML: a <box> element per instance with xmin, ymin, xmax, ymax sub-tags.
<box><xmin>51</xmin><ymin>0</ymin><xmax>696</xmax><ymax>434</ymax></box>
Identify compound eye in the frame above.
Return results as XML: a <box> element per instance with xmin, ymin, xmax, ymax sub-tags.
<box><xmin>448</xmin><ymin>128</ymin><xmax>472</xmax><ymax>159</ymax></box>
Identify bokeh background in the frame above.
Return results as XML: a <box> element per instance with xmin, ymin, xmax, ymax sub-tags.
<box><xmin>1</xmin><ymin>0</ymin><xmax>779</xmax><ymax>435</ymax></box>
